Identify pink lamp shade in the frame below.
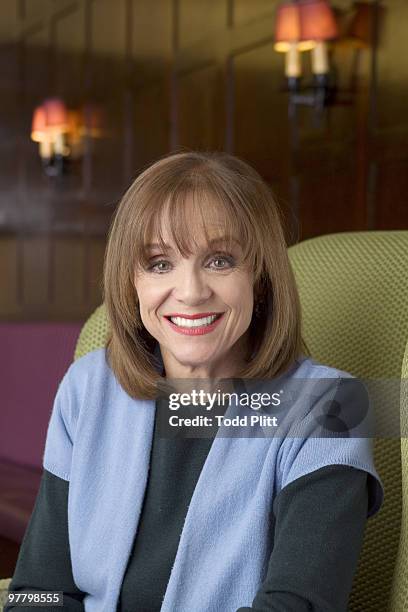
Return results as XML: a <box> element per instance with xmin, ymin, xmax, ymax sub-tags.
<box><xmin>31</xmin><ymin>105</ymin><xmax>47</xmax><ymax>142</ymax></box>
<box><xmin>274</xmin><ymin>1</ymin><xmax>317</xmax><ymax>52</ymax></box>
<box><xmin>43</xmin><ymin>97</ymin><xmax>69</xmax><ymax>130</ymax></box>
<box><xmin>275</xmin><ymin>2</ymin><xmax>300</xmax><ymax>44</ymax></box>
<box><xmin>299</xmin><ymin>0</ymin><xmax>339</xmax><ymax>41</ymax></box>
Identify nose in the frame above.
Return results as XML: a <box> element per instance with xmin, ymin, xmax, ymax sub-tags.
<box><xmin>172</xmin><ymin>264</ymin><xmax>212</xmax><ymax>305</ymax></box>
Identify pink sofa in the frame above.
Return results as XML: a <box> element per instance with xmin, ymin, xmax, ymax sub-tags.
<box><xmin>0</xmin><ymin>322</ymin><xmax>83</xmax><ymax>543</ymax></box>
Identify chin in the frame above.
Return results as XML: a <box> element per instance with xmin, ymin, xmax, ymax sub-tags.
<box><xmin>173</xmin><ymin>352</ymin><xmax>214</xmax><ymax>367</ymax></box>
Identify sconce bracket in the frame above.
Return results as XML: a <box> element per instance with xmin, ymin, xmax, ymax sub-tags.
<box><xmin>286</xmin><ymin>74</ymin><xmax>338</xmax><ymax>124</ymax></box>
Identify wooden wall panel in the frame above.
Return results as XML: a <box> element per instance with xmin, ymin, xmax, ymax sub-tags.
<box><xmin>372</xmin><ymin>1</ymin><xmax>408</xmax><ymax>229</ymax></box>
<box><xmin>52</xmin><ymin>237</ymin><xmax>86</xmax><ymax>316</ymax></box>
<box><xmin>24</xmin><ymin>28</ymin><xmax>50</xmax><ymax>95</ymax></box>
<box><xmin>86</xmin><ymin>237</ymin><xmax>105</xmax><ymax>307</ymax></box>
<box><xmin>88</xmin><ymin>97</ymin><xmax>126</xmax><ymax>201</ymax></box>
<box><xmin>91</xmin><ymin>0</ymin><xmax>127</xmax><ymax>57</ymax></box>
<box><xmin>133</xmin><ymin>84</ymin><xmax>170</xmax><ymax>167</ymax></box>
<box><xmin>53</xmin><ymin>8</ymin><xmax>84</xmax><ymax>199</ymax></box>
<box><xmin>23</xmin><ymin>0</ymin><xmax>53</xmax><ymax>22</ymax></box>
<box><xmin>0</xmin><ymin>238</ymin><xmax>19</xmax><ymax>315</ymax></box>
<box><xmin>374</xmin><ymin>159</ymin><xmax>408</xmax><ymax>230</ymax></box>
<box><xmin>177</xmin><ymin>65</ymin><xmax>220</xmax><ymax>149</ymax></box>
<box><xmin>233</xmin><ymin>0</ymin><xmax>277</xmax><ymax>27</ymax></box>
<box><xmin>178</xmin><ymin>0</ymin><xmax>227</xmax><ymax>49</ymax></box>
<box><xmin>298</xmin><ymin>159</ymin><xmax>358</xmax><ymax>237</ymax></box>
<box><xmin>21</xmin><ymin>237</ymin><xmax>50</xmax><ymax>310</ymax></box>
<box><xmin>55</xmin><ymin>8</ymin><xmax>84</xmax><ymax>54</ymax></box>
<box><xmin>54</xmin><ymin>7</ymin><xmax>85</xmax><ymax>67</ymax></box>
<box><xmin>131</xmin><ymin>0</ymin><xmax>172</xmax><ymax>84</ymax></box>
<box><xmin>0</xmin><ymin>2</ymin><xmax>19</xmax><ymax>43</ymax></box>
<box><xmin>233</xmin><ymin>44</ymin><xmax>289</xmax><ymax>185</ymax></box>
<box><xmin>376</xmin><ymin>0</ymin><xmax>408</xmax><ymax>131</ymax></box>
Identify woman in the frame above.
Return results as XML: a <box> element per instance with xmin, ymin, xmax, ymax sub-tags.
<box><xmin>7</xmin><ymin>151</ymin><xmax>384</xmax><ymax>612</ymax></box>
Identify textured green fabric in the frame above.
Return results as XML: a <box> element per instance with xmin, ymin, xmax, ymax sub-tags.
<box><xmin>0</xmin><ymin>578</ymin><xmax>11</xmax><ymax>608</ymax></box>
<box><xmin>288</xmin><ymin>230</ymin><xmax>408</xmax><ymax>612</ymax></box>
<box><xmin>389</xmin><ymin>339</ymin><xmax>408</xmax><ymax>612</ymax></box>
<box><xmin>74</xmin><ymin>303</ymin><xmax>109</xmax><ymax>360</ymax></box>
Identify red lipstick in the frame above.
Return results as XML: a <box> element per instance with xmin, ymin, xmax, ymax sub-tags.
<box><xmin>163</xmin><ymin>312</ymin><xmax>225</xmax><ymax>335</ymax></box>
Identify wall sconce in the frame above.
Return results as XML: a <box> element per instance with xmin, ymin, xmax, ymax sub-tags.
<box><xmin>31</xmin><ymin>97</ymin><xmax>105</xmax><ymax>177</ymax></box>
<box><xmin>274</xmin><ymin>0</ymin><xmax>339</xmax><ymax>118</ymax></box>
<box><xmin>274</xmin><ymin>0</ymin><xmax>377</xmax><ymax>121</ymax></box>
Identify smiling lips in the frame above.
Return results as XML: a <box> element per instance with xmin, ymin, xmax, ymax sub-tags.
<box><xmin>164</xmin><ymin>312</ymin><xmax>225</xmax><ymax>335</ymax></box>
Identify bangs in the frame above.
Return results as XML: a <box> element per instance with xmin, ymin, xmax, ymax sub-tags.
<box><xmin>132</xmin><ymin>174</ymin><xmax>262</xmax><ymax>278</ymax></box>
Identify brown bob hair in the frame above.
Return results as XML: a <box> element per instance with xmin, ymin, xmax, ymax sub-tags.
<box><xmin>103</xmin><ymin>150</ymin><xmax>309</xmax><ymax>400</ymax></box>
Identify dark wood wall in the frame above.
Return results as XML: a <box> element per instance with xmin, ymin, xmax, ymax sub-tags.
<box><xmin>0</xmin><ymin>0</ymin><xmax>406</xmax><ymax>321</ymax></box>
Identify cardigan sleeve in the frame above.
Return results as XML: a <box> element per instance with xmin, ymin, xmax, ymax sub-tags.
<box><xmin>4</xmin><ymin>469</ymin><xmax>86</xmax><ymax>612</ymax></box>
<box><xmin>236</xmin><ymin>464</ymin><xmax>369</xmax><ymax>612</ymax></box>
<box><xmin>42</xmin><ymin>367</ymin><xmax>77</xmax><ymax>482</ymax></box>
<box><xmin>276</xmin><ymin>375</ymin><xmax>385</xmax><ymax>518</ymax></box>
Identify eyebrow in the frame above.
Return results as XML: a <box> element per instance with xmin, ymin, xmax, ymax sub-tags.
<box><xmin>145</xmin><ymin>237</ymin><xmax>240</xmax><ymax>251</ymax></box>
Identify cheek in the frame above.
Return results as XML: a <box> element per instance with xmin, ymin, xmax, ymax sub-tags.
<box><xmin>135</xmin><ymin>279</ymin><xmax>165</xmax><ymax>307</ymax></box>
<box><xmin>226</xmin><ymin>278</ymin><xmax>253</xmax><ymax>309</ymax></box>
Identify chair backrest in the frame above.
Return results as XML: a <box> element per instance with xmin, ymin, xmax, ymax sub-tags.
<box><xmin>287</xmin><ymin>230</ymin><xmax>408</xmax><ymax>612</ymax></box>
<box><xmin>74</xmin><ymin>304</ymin><xmax>109</xmax><ymax>360</ymax></box>
<box><xmin>74</xmin><ymin>231</ymin><xmax>408</xmax><ymax>612</ymax></box>
<box><xmin>389</xmin><ymin>339</ymin><xmax>408</xmax><ymax>611</ymax></box>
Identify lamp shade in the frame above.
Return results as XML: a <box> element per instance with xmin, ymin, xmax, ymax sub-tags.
<box><xmin>43</xmin><ymin>97</ymin><xmax>69</xmax><ymax>130</ymax></box>
<box><xmin>275</xmin><ymin>2</ymin><xmax>300</xmax><ymax>44</ymax></box>
<box><xmin>274</xmin><ymin>1</ymin><xmax>315</xmax><ymax>51</ymax></box>
<box><xmin>31</xmin><ymin>105</ymin><xmax>47</xmax><ymax>141</ymax></box>
<box><xmin>299</xmin><ymin>0</ymin><xmax>339</xmax><ymax>41</ymax></box>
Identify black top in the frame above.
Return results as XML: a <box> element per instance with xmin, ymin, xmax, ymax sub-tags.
<box><xmin>6</xmin><ymin>402</ymin><xmax>370</xmax><ymax>612</ymax></box>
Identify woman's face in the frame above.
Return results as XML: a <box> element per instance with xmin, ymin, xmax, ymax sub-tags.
<box><xmin>133</xmin><ymin>203</ymin><xmax>255</xmax><ymax>379</ymax></box>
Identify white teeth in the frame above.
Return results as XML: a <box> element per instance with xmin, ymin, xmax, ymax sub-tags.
<box><xmin>170</xmin><ymin>315</ymin><xmax>219</xmax><ymax>327</ymax></box>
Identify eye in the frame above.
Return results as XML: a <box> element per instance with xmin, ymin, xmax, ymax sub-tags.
<box><xmin>208</xmin><ymin>253</ymin><xmax>235</xmax><ymax>270</ymax></box>
<box><xmin>148</xmin><ymin>259</ymin><xmax>171</xmax><ymax>274</ymax></box>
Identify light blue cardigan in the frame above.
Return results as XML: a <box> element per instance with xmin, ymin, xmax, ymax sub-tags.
<box><xmin>42</xmin><ymin>347</ymin><xmax>384</xmax><ymax>612</ymax></box>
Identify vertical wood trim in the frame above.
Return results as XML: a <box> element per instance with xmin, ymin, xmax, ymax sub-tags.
<box><xmin>170</xmin><ymin>0</ymin><xmax>180</xmax><ymax>149</ymax></box>
<box><xmin>49</xmin><ymin>13</ymin><xmax>57</xmax><ymax>93</ymax></box>
<box><xmin>123</xmin><ymin>0</ymin><xmax>134</xmax><ymax>182</ymax></box>
<box><xmin>225</xmin><ymin>55</ymin><xmax>234</xmax><ymax>153</ymax></box>
<box><xmin>83</xmin><ymin>219</ymin><xmax>90</xmax><ymax>304</ymax></box>
<box><xmin>172</xmin><ymin>0</ymin><xmax>179</xmax><ymax>53</ymax></box>
<box><xmin>82</xmin><ymin>0</ymin><xmax>92</xmax><ymax>197</ymax></box>
<box><xmin>288</xmin><ymin>103</ymin><xmax>301</xmax><ymax>245</ymax></box>
<box><xmin>226</xmin><ymin>0</ymin><xmax>234</xmax><ymax>28</ymax></box>
<box><xmin>366</xmin><ymin>162</ymin><xmax>377</xmax><ymax>231</ymax></box>
<box><xmin>16</xmin><ymin>232</ymin><xmax>24</xmax><ymax>307</ymax></box>
<box><xmin>48</xmin><ymin>229</ymin><xmax>55</xmax><ymax>304</ymax></box>
<box><xmin>16</xmin><ymin>33</ymin><xmax>26</xmax><ymax>307</ymax></box>
<box><xmin>366</xmin><ymin>0</ymin><xmax>380</xmax><ymax>230</ymax></box>
<box><xmin>354</xmin><ymin>77</ymin><xmax>370</xmax><ymax>230</ymax></box>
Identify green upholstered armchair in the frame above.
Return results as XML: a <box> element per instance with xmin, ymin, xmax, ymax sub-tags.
<box><xmin>2</xmin><ymin>230</ymin><xmax>407</xmax><ymax>612</ymax></box>
<box><xmin>287</xmin><ymin>231</ymin><xmax>408</xmax><ymax>612</ymax></box>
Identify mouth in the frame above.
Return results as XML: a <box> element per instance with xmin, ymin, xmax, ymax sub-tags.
<box><xmin>163</xmin><ymin>312</ymin><xmax>225</xmax><ymax>335</ymax></box>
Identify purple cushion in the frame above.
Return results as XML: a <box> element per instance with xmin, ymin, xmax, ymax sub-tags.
<box><xmin>0</xmin><ymin>322</ymin><xmax>83</xmax><ymax>542</ymax></box>
<box><xmin>0</xmin><ymin>322</ymin><xmax>83</xmax><ymax>470</ymax></box>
